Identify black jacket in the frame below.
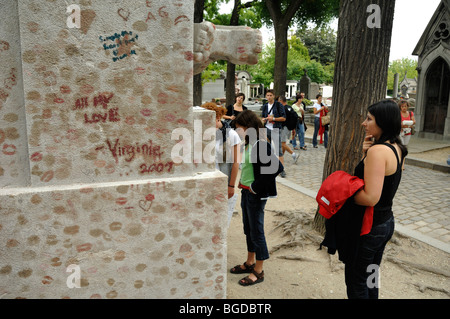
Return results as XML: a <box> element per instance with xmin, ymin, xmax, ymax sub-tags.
<box><xmin>261</xmin><ymin>101</ymin><xmax>286</xmax><ymax>130</ymax></box>
<box><xmin>320</xmin><ymin>197</ymin><xmax>366</xmax><ymax>266</ymax></box>
<box><xmin>249</xmin><ymin>140</ymin><xmax>284</xmax><ymax>199</ymax></box>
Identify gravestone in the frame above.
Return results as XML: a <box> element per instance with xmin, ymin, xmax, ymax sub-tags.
<box><xmin>393</xmin><ymin>73</ymin><xmax>399</xmax><ymax>98</ymax></box>
<box><xmin>310</xmin><ymin>83</ymin><xmax>321</xmax><ymax>100</ymax></box>
<box><xmin>0</xmin><ymin>0</ymin><xmax>261</xmax><ymax>299</ymax></box>
<box><xmin>299</xmin><ymin>69</ymin><xmax>311</xmax><ymax>99</ymax></box>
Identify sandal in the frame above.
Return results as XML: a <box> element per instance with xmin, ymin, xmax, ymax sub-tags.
<box><xmin>239</xmin><ymin>270</ymin><xmax>264</xmax><ymax>286</ymax></box>
<box><xmin>230</xmin><ymin>262</ymin><xmax>255</xmax><ymax>274</ymax></box>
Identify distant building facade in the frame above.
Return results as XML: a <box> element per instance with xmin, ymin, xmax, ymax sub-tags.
<box><xmin>202</xmin><ymin>70</ymin><xmax>264</xmax><ymax>104</ymax></box>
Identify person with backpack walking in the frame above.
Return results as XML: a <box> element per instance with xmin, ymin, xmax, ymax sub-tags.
<box><xmin>278</xmin><ymin>96</ymin><xmax>300</xmax><ymax>171</ymax></box>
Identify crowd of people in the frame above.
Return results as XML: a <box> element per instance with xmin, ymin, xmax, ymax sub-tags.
<box><xmin>200</xmin><ymin>92</ymin><xmax>410</xmax><ymax>298</ymax></box>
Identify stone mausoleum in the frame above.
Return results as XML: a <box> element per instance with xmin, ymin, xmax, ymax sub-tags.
<box><xmin>413</xmin><ymin>0</ymin><xmax>450</xmax><ymax>140</ymax></box>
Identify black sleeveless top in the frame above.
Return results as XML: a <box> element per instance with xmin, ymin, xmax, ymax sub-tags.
<box><xmin>354</xmin><ymin>143</ymin><xmax>404</xmax><ymax>226</ymax></box>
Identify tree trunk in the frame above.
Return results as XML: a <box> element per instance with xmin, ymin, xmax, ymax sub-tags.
<box><xmin>226</xmin><ymin>63</ymin><xmax>236</xmax><ymax>107</ymax></box>
<box><xmin>225</xmin><ymin>0</ymin><xmax>242</xmax><ymax>107</ymax></box>
<box><xmin>265</xmin><ymin>0</ymin><xmax>303</xmax><ymax>98</ymax></box>
<box><xmin>273</xmin><ymin>23</ymin><xmax>289</xmax><ymax>98</ymax></box>
<box><xmin>193</xmin><ymin>74</ymin><xmax>203</xmax><ymax>106</ymax></box>
<box><xmin>193</xmin><ymin>0</ymin><xmax>205</xmax><ymax>106</ymax></box>
<box><xmin>312</xmin><ymin>0</ymin><xmax>396</xmax><ymax>235</ymax></box>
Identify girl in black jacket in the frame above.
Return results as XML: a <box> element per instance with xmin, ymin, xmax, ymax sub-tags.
<box><xmin>229</xmin><ymin>110</ymin><xmax>283</xmax><ymax>286</ymax></box>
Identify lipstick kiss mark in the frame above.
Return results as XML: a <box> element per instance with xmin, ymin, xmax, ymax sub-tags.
<box><xmin>40</xmin><ymin>170</ymin><xmax>54</xmax><ymax>182</ymax></box>
<box><xmin>140</xmin><ymin>108</ymin><xmax>152</xmax><ymax>117</ymax></box>
<box><xmin>174</xmin><ymin>15</ymin><xmax>190</xmax><ymax>25</ymax></box>
<box><xmin>2</xmin><ymin>144</ymin><xmax>16</xmax><ymax>155</ymax></box>
<box><xmin>30</xmin><ymin>152</ymin><xmax>43</xmax><ymax>162</ymax></box>
<box><xmin>116</xmin><ymin>197</ymin><xmax>128</xmax><ymax>205</ymax></box>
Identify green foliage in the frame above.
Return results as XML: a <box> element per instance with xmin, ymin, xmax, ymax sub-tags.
<box><xmin>204</xmin><ymin>0</ymin><xmax>228</xmax><ymax>20</ymax></box>
<box><xmin>204</xmin><ymin>0</ymin><xmax>262</xmax><ymax>29</ymax></box>
<box><xmin>253</xmin><ymin>0</ymin><xmax>339</xmax><ymax>29</ymax></box>
<box><xmin>288</xmin><ymin>35</ymin><xmax>310</xmax><ymax>61</ymax></box>
<box><xmin>286</xmin><ymin>34</ymin><xmax>334</xmax><ymax>85</ymax></box>
<box><xmin>239</xmin><ymin>35</ymin><xmax>334</xmax><ymax>87</ymax></box>
<box><xmin>296</xmin><ymin>25</ymin><xmax>337</xmax><ymax>65</ymax></box>
<box><xmin>387</xmin><ymin>58</ymin><xmax>418</xmax><ymax>91</ymax></box>
<box><xmin>303</xmin><ymin>98</ymin><xmax>313</xmax><ymax>106</ymax></box>
<box><xmin>239</xmin><ymin>42</ymin><xmax>275</xmax><ymax>87</ymax></box>
<box><xmin>201</xmin><ymin>61</ymin><xmax>226</xmax><ymax>85</ymax></box>
<box><xmin>293</xmin><ymin>0</ymin><xmax>340</xmax><ymax>27</ymax></box>
<box><xmin>304</xmin><ymin>60</ymin><xmax>333</xmax><ymax>84</ymax></box>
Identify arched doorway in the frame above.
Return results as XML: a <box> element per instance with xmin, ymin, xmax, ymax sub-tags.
<box><xmin>423</xmin><ymin>57</ymin><xmax>450</xmax><ymax>134</ymax></box>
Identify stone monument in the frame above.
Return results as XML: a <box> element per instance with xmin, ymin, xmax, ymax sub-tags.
<box><xmin>393</xmin><ymin>73</ymin><xmax>399</xmax><ymax>98</ymax></box>
<box><xmin>300</xmin><ymin>69</ymin><xmax>311</xmax><ymax>99</ymax></box>
<box><xmin>0</xmin><ymin>0</ymin><xmax>261</xmax><ymax>299</ymax></box>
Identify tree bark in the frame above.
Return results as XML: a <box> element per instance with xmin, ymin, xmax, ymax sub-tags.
<box><xmin>193</xmin><ymin>0</ymin><xmax>205</xmax><ymax>106</ymax></box>
<box><xmin>265</xmin><ymin>0</ymin><xmax>303</xmax><ymax>98</ymax></box>
<box><xmin>272</xmin><ymin>23</ymin><xmax>289</xmax><ymax>98</ymax></box>
<box><xmin>312</xmin><ymin>0</ymin><xmax>396</xmax><ymax>234</ymax></box>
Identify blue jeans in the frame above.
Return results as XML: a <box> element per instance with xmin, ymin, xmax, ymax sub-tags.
<box><xmin>292</xmin><ymin>122</ymin><xmax>305</xmax><ymax>148</ymax></box>
<box><xmin>313</xmin><ymin>117</ymin><xmax>328</xmax><ymax>148</ymax></box>
<box><xmin>241</xmin><ymin>189</ymin><xmax>269</xmax><ymax>261</ymax></box>
<box><xmin>344</xmin><ymin>216</ymin><xmax>395</xmax><ymax>299</ymax></box>
<box><xmin>266</xmin><ymin>127</ymin><xmax>283</xmax><ymax>157</ymax></box>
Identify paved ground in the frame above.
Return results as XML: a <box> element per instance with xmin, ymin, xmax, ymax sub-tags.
<box><xmin>277</xmin><ymin>128</ymin><xmax>450</xmax><ymax>254</ymax></box>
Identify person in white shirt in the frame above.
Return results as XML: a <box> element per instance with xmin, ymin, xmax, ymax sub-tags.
<box><xmin>313</xmin><ymin>94</ymin><xmax>329</xmax><ymax>148</ymax></box>
<box><xmin>200</xmin><ymin>102</ymin><xmax>241</xmax><ymax>226</ymax></box>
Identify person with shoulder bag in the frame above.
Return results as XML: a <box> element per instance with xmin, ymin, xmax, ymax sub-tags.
<box><xmin>313</xmin><ymin>94</ymin><xmax>329</xmax><ymax>148</ymax></box>
<box><xmin>398</xmin><ymin>100</ymin><xmax>415</xmax><ymax>146</ymax></box>
<box><xmin>291</xmin><ymin>94</ymin><xmax>307</xmax><ymax>150</ymax></box>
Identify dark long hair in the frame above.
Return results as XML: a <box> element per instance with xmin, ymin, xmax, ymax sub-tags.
<box><xmin>368</xmin><ymin>99</ymin><xmax>408</xmax><ymax>158</ymax></box>
<box><xmin>294</xmin><ymin>95</ymin><xmax>303</xmax><ymax>103</ymax></box>
<box><xmin>234</xmin><ymin>110</ymin><xmax>265</xmax><ymax>145</ymax></box>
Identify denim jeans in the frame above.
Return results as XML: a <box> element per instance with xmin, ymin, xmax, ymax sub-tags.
<box><xmin>292</xmin><ymin>122</ymin><xmax>305</xmax><ymax>148</ymax></box>
<box><xmin>266</xmin><ymin>127</ymin><xmax>283</xmax><ymax>157</ymax></box>
<box><xmin>344</xmin><ymin>216</ymin><xmax>395</xmax><ymax>299</ymax></box>
<box><xmin>313</xmin><ymin>117</ymin><xmax>328</xmax><ymax>148</ymax></box>
<box><xmin>241</xmin><ymin>189</ymin><xmax>269</xmax><ymax>261</ymax></box>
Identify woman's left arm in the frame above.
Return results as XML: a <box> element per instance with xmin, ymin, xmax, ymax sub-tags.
<box><xmin>354</xmin><ymin>146</ymin><xmax>386</xmax><ymax>207</ymax></box>
<box><xmin>228</xmin><ymin>144</ymin><xmax>240</xmax><ymax>198</ymax></box>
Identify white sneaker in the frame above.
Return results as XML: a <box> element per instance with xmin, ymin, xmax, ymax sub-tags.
<box><xmin>292</xmin><ymin>153</ymin><xmax>299</xmax><ymax>163</ymax></box>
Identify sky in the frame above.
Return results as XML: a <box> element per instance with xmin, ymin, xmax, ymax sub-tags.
<box><xmin>219</xmin><ymin>0</ymin><xmax>442</xmax><ymax>62</ymax></box>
